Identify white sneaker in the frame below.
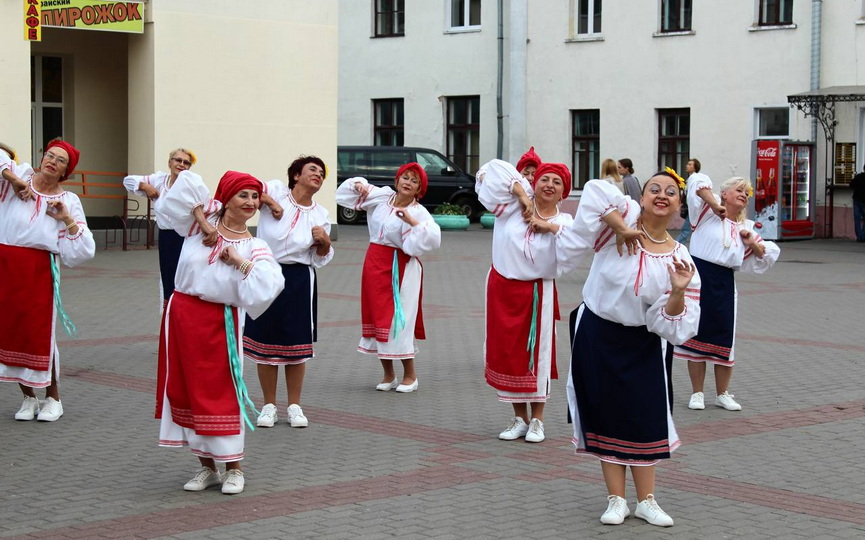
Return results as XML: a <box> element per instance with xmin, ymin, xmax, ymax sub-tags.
<box><xmin>287</xmin><ymin>404</ymin><xmax>308</xmax><ymax>428</ymax></box>
<box><xmin>715</xmin><ymin>391</ymin><xmax>742</xmax><ymax>411</ymax></box>
<box><xmin>525</xmin><ymin>418</ymin><xmax>545</xmax><ymax>443</ymax></box>
<box><xmin>498</xmin><ymin>417</ymin><xmax>529</xmax><ymax>440</ymax></box>
<box><xmin>36</xmin><ymin>397</ymin><xmax>63</xmax><ymax>422</ymax></box>
<box><xmin>257</xmin><ymin>403</ymin><xmax>278</xmax><ymax>427</ymax></box>
<box><xmin>183</xmin><ymin>467</ymin><xmax>222</xmax><ymax>491</ymax></box>
<box><xmin>221</xmin><ymin>469</ymin><xmax>245</xmax><ymax>494</ymax></box>
<box><xmin>688</xmin><ymin>392</ymin><xmax>705</xmax><ymax>410</ymax></box>
<box><xmin>600</xmin><ymin>495</ymin><xmax>630</xmax><ymax>525</ymax></box>
<box><xmin>14</xmin><ymin>397</ymin><xmax>40</xmax><ymax>421</ymax></box>
<box><xmin>635</xmin><ymin>494</ymin><xmax>674</xmax><ymax>527</ymax></box>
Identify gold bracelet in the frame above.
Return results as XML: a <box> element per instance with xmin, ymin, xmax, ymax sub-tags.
<box><xmin>66</xmin><ymin>221</ymin><xmax>77</xmax><ymax>231</ymax></box>
<box><xmin>239</xmin><ymin>259</ymin><xmax>252</xmax><ymax>274</ymax></box>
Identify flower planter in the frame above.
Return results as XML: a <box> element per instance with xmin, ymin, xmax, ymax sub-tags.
<box><xmin>480</xmin><ymin>213</ymin><xmax>495</xmax><ymax>229</ymax></box>
<box><xmin>432</xmin><ymin>214</ymin><xmax>470</xmax><ymax>230</ymax></box>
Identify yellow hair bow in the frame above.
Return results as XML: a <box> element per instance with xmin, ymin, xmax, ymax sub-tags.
<box><xmin>664</xmin><ymin>167</ymin><xmax>687</xmax><ymax>191</ymax></box>
<box><xmin>187</xmin><ymin>150</ymin><xmax>198</xmax><ymax>165</ymax></box>
<box><xmin>747</xmin><ymin>186</ymin><xmax>754</xmax><ymax>198</ymax></box>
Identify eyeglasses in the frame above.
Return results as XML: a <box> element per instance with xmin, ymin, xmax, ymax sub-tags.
<box><xmin>172</xmin><ymin>157</ymin><xmax>192</xmax><ymax>167</ymax></box>
<box><xmin>44</xmin><ymin>151</ymin><xmax>68</xmax><ymax>166</ymax></box>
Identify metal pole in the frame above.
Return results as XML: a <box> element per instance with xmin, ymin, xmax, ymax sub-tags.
<box><xmin>496</xmin><ymin>0</ymin><xmax>504</xmax><ymax>159</ymax></box>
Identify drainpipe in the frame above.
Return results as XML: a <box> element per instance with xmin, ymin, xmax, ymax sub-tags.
<box><xmin>497</xmin><ymin>0</ymin><xmax>504</xmax><ymax>159</ymax></box>
<box><xmin>810</xmin><ymin>0</ymin><xmax>821</xmax><ymax>143</ymax></box>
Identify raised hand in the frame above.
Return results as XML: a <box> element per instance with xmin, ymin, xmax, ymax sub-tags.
<box><xmin>140</xmin><ymin>183</ymin><xmax>160</xmax><ymax>201</ymax></box>
<box><xmin>667</xmin><ymin>257</ymin><xmax>696</xmax><ymax>292</ymax></box>
<box><xmin>219</xmin><ymin>245</ymin><xmax>242</xmax><ymax>267</ymax></box>
<box><xmin>45</xmin><ymin>199</ymin><xmax>71</xmax><ymax>223</ymax></box>
<box><xmin>394</xmin><ymin>208</ymin><xmax>419</xmax><ymax>227</ymax></box>
<box><xmin>615</xmin><ymin>227</ymin><xmax>646</xmax><ymax>256</ymax></box>
<box><xmin>200</xmin><ymin>221</ymin><xmax>219</xmax><ymax>247</ymax></box>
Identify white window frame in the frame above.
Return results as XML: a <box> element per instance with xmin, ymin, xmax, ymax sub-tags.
<box><xmin>445</xmin><ymin>0</ymin><xmax>481</xmax><ymax>33</ymax></box>
<box><xmin>568</xmin><ymin>0</ymin><xmax>603</xmax><ymax>41</ymax></box>
<box><xmin>755</xmin><ymin>107</ymin><xmax>791</xmax><ymax>139</ymax></box>
<box><xmin>749</xmin><ymin>0</ymin><xmax>797</xmax><ymax>31</ymax></box>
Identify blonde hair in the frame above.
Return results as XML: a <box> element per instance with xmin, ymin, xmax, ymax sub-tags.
<box><xmin>601</xmin><ymin>158</ymin><xmax>621</xmax><ymax>182</ymax></box>
<box><xmin>0</xmin><ymin>142</ymin><xmax>16</xmax><ymax>162</ymax></box>
<box><xmin>719</xmin><ymin>176</ymin><xmax>753</xmax><ymax>223</ymax></box>
<box><xmin>169</xmin><ymin>148</ymin><xmax>197</xmax><ymax>165</ymax></box>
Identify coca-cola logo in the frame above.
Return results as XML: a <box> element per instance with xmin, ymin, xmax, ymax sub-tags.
<box><xmin>757</xmin><ymin>147</ymin><xmax>778</xmax><ymax>158</ymax></box>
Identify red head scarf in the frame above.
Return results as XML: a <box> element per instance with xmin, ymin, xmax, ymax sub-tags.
<box><xmin>45</xmin><ymin>140</ymin><xmax>81</xmax><ymax>182</ymax></box>
<box><xmin>533</xmin><ymin>162</ymin><xmax>572</xmax><ymax>200</ymax></box>
<box><xmin>213</xmin><ymin>171</ymin><xmax>263</xmax><ymax>205</ymax></box>
<box><xmin>395</xmin><ymin>162</ymin><xmax>429</xmax><ymax>201</ymax></box>
<box><xmin>516</xmin><ymin>146</ymin><xmax>542</xmax><ymax>174</ymax></box>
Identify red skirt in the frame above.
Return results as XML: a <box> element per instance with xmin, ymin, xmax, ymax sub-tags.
<box><xmin>156</xmin><ymin>292</ymin><xmax>241</xmax><ymax>437</ymax></box>
<box><xmin>360</xmin><ymin>243</ymin><xmax>425</xmax><ymax>342</ymax></box>
<box><xmin>0</xmin><ymin>244</ymin><xmax>54</xmax><ymax>372</ymax></box>
<box><xmin>485</xmin><ymin>266</ymin><xmax>559</xmax><ymax>393</ymax></box>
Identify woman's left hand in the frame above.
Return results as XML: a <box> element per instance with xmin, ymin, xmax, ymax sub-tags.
<box><xmin>528</xmin><ymin>216</ymin><xmax>558</xmax><ymax>235</ymax></box>
<box><xmin>740</xmin><ymin>229</ymin><xmax>758</xmax><ymax>247</ymax></box>
<box><xmin>667</xmin><ymin>257</ymin><xmax>696</xmax><ymax>292</ymax></box>
<box><xmin>45</xmin><ymin>200</ymin><xmax>71</xmax><ymax>223</ymax></box>
<box><xmin>219</xmin><ymin>245</ymin><xmax>243</xmax><ymax>268</ymax></box>
<box><xmin>394</xmin><ymin>208</ymin><xmax>419</xmax><ymax>227</ymax></box>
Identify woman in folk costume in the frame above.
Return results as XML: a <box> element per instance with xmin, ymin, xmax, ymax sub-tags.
<box><xmin>476</xmin><ymin>159</ymin><xmax>573</xmax><ymax>444</ymax></box>
<box><xmin>123</xmin><ymin>148</ymin><xmax>197</xmax><ymax>307</ymax></box>
<box><xmin>673</xmin><ymin>174</ymin><xmax>779</xmax><ymax>412</ymax></box>
<box><xmin>244</xmin><ymin>155</ymin><xmax>334</xmax><ymax>429</ymax></box>
<box><xmin>156</xmin><ymin>170</ymin><xmax>284</xmax><ymax>495</ymax></box>
<box><xmin>515</xmin><ymin>146</ymin><xmax>541</xmax><ymax>183</ymax></box>
<box><xmin>0</xmin><ymin>140</ymin><xmax>95</xmax><ymax>422</ymax></box>
<box><xmin>335</xmin><ymin>163</ymin><xmax>441</xmax><ymax>393</ymax></box>
<box><xmin>558</xmin><ymin>169</ymin><xmax>701</xmax><ymax>527</ymax></box>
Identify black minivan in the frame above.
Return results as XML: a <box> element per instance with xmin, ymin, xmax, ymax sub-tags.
<box><xmin>336</xmin><ymin>146</ymin><xmax>481</xmax><ymax>224</ymax></box>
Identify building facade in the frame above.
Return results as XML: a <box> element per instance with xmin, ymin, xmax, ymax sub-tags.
<box><xmin>338</xmin><ymin>0</ymin><xmax>865</xmax><ymax>238</ymax></box>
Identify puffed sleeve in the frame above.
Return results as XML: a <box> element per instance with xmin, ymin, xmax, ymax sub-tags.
<box><xmin>645</xmin><ymin>252</ymin><xmax>702</xmax><ymax>345</ymax></box>
<box><xmin>475</xmin><ymin>159</ymin><xmax>533</xmax><ymax>219</ymax></box>
<box><xmin>160</xmin><ymin>171</ymin><xmax>218</xmax><ymax>236</ymax></box>
<box><xmin>310</xmin><ymin>216</ymin><xmax>335</xmax><ymax>268</ymax></box>
<box><xmin>336</xmin><ymin>177</ymin><xmax>393</xmax><ymax>211</ymax></box>
<box><xmin>262</xmin><ymin>179</ymin><xmax>288</xmax><ymax>201</ymax></box>
<box><xmin>58</xmin><ymin>194</ymin><xmax>96</xmax><ymax>268</ymax></box>
<box><xmin>0</xmin><ymin>156</ymin><xmax>32</xmax><ymax>203</ymax></box>
<box><xmin>240</xmin><ymin>242</ymin><xmax>286</xmax><ymax>319</ymax></box>
<box><xmin>401</xmin><ymin>206</ymin><xmax>441</xmax><ymax>257</ymax></box>
<box><xmin>0</xmin><ymin>151</ymin><xmax>13</xmax><ymax>176</ymax></box>
<box><xmin>686</xmin><ymin>173</ymin><xmax>715</xmax><ymax>225</ymax></box>
<box><xmin>123</xmin><ymin>173</ymin><xmax>162</xmax><ymax>197</ymax></box>
<box><xmin>740</xmin><ymin>221</ymin><xmax>780</xmax><ymax>274</ymax></box>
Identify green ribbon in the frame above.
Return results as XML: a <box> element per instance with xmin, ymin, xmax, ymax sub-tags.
<box><xmin>526</xmin><ymin>283</ymin><xmax>538</xmax><ymax>372</ymax></box>
<box><xmin>224</xmin><ymin>305</ymin><xmax>259</xmax><ymax>431</ymax></box>
<box><xmin>49</xmin><ymin>253</ymin><xmax>78</xmax><ymax>338</ymax></box>
<box><xmin>391</xmin><ymin>251</ymin><xmax>406</xmax><ymax>338</ymax></box>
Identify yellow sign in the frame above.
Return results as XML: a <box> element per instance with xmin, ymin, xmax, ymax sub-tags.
<box><xmin>24</xmin><ymin>0</ymin><xmax>42</xmax><ymax>41</ymax></box>
<box><xmin>39</xmin><ymin>0</ymin><xmax>144</xmax><ymax>33</ymax></box>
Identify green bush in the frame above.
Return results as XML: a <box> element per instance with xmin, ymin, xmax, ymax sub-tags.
<box><xmin>433</xmin><ymin>203</ymin><xmax>465</xmax><ymax>216</ymax></box>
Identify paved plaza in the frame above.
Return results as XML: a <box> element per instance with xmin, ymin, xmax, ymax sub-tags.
<box><xmin>2</xmin><ymin>224</ymin><xmax>865</xmax><ymax>539</ymax></box>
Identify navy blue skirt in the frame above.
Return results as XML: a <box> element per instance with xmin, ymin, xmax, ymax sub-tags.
<box><xmin>158</xmin><ymin>228</ymin><xmax>184</xmax><ymax>301</ymax></box>
<box><xmin>243</xmin><ymin>263</ymin><xmax>317</xmax><ymax>364</ymax></box>
<box><xmin>677</xmin><ymin>257</ymin><xmax>735</xmax><ymax>363</ymax></box>
<box><xmin>570</xmin><ymin>306</ymin><xmax>677</xmax><ymax>464</ymax></box>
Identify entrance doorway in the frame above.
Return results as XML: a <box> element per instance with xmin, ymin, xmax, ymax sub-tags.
<box><xmin>31</xmin><ymin>55</ymin><xmax>64</xmax><ymax>161</ymax></box>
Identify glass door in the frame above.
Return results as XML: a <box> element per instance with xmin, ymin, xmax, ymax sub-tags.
<box><xmin>31</xmin><ymin>55</ymin><xmax>64</xmax><ymax>161</ymax></box>
<box><xmin>793</xmin><ymin>145</ymin><xmax>810</xmax><ymax>221</ymax></box>
<box><xmin>780</xmin><ymin>144</ymin><xmax>793</xmax><ymax>221</ymax></box>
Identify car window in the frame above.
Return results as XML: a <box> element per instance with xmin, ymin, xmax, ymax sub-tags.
<box><xmin>369</xmin><ymin>150</ymin><xmax>412</xmax><ymax>177</ymax></box>
<box><xmin>339</xmin><ymin>150</ymin><xmax>370</xmax><ymax>176</ymax></box>
<box><xmin>415</xmin><ymin>151</ymin><xmax>453</xmax><ymax>176</ymax></box>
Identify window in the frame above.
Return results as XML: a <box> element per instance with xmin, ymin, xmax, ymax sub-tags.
<box><xmin>660</xmin><ymin>0</ymin><xmax>692</xmax><ymax>32</ymax></box>
<box><xmin>374</xmin><ymin>0</ymin><xmax>404</xmax><ymax>37</ymax></box>
<box><xmin>31</xmin><ymin>55</ymin><xmax>64</xmax><ymax>160</ymax></box>
<box><xmin>373</xmin><ymin>99</ymin><xmax>404</xmax><ymax>146</ymax></box>
<box><xmin>571</xmin><ymin>110</ymin><xmax>600</xmax><ymax>189</ymax></box>
<box><xmin>756</xmin><ymin>108</ymin><xmax>790</xmax><ymax>138</ymax></box>
<box><xmin>658</xmin><ymin>109</ymin><xmax>690</xmax><ymax>174</ymax></box>
<box><xmin>446</xmin><ymin>96</ymin><xmax>480</xmax><ymax>174</ymax></box>
<box><xmin>835</xmin><ymin>143</ymin><xmax>856</xmax><ymax>186</ymax></box>
<box><xmin>573</xmin><ymin>0</ymin><xmax>602</xmax><ymax>36</ymax></box>
<box><xmin>449</xmin><ymin>0</ymin><xmax>481</xmax><ymax>30</ymax></box>
<box><xmin>759</xmin><ymin>0</ymin><xmax>793</xmax><ymax>26</ymax></box>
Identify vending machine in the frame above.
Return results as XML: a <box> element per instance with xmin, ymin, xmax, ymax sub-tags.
<box><xmin>750</xmin><ymin>140</ymin><xmax>815</xmax><ymax>240</ymax></box>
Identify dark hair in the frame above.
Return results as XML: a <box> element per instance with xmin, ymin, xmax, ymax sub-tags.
<box><xmin>641</xmin><ymin>170</ymin><xmax>686</xmax><ymax>200</ymax></box>
<box><xmin>618</xmin><ymin>158</ymin><xmax>634</xmax><ymax>175</ymax></box>
<box><xmin>287</xmin><ymin>155</ymin><xmax>327</xmax><ymax>188</ymax></box>
<box><xmin>689</xmin><ymin>158</ymin><xmax>701</xmax><ymax>173</ymax></box>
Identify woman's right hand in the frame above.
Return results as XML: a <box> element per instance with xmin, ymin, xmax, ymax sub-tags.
<box><xmin>615</xmin><ymin>227</ymin><xmax>645</xmax><ymax>256</ymax></box>
<box><xmin>140</xmin><ymin>183</ymin><xmax>160</xmax><ymax>201</ymax></box>
<box><xmin>711</xmin><ymin>202</ymin><xmax>727</xmax><ymax>219</ymax></box>
<box><xmin>354</xmin><ymin>182</ymin><xmax>372</xmax><ymax>197</ymax></box>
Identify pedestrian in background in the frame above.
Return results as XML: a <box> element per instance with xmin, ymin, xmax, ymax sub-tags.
<box><xmin>476</xmin><ymin>159</ymin><xmax>574</xmax><ymax>444</ymax></box>
<box><xmin>675</xmin><ymin>158</ymin><xmax>700</xmax><ymax>245</ymax></box>
<box><xmin>618</xmin><ymin>158</ymin><xmax>641</xmax><ymax>200</ymax></box>
<box><xmin>0</xmin><ymin>140</ymin><xmax>95</xmax><ymax>422</ymax></box>
<box><xmin>336</xmin><ymin>163</ymin><xmax>441</xmax><ymax>393</ymax></box>
<box><xmin>515</xmin><ymin>146</ymin><xmax>541</xmax><ymax>183</ymax></box>
<box><xmin>673</xmin><ymin>174</ymin><xmax>780</xmax><ymax>412</ymax></box>
<box><xmin>601</xmin><ymin>158</ymin><xmax>625</xmax><ymax>194</ymax></box>
<box><xmin>244</xmin><ymin>155</ymin><xmax>334</xmax><ymax>429</ymax></box>
<box><xmin>851</xmin><ymin>164</ymin><xmax>865</xmax><ymax>242</ymax></box>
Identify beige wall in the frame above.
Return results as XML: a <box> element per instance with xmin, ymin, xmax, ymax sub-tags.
<box><xmin>0</xmin><ymin>3</ymin><xmax>36</xmax><ymax>163</ymax></box>
<box><xmin>134</xmin><ymin>0</ymin><xmax>339</xmax><ymax>224</ymax></box>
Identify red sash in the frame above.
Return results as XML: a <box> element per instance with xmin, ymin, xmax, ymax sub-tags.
<box><xmin>360</xmin><ymin>243</ymin><xmax>425</xmax><ymax>343</ymax></box>
<box><xmin>0</xmin><ymin>244</ymin><xmax>53</xmax><ymax>372</ymax></box>
<box><xmin>156</xmin><ymin>292</ymin><xmax>241</xmax><ymax>436</ymax></box>
<box><xmin>484</xmin><ymin>266</ymin><xmax>559</xmax><ymax>393</ymax></box>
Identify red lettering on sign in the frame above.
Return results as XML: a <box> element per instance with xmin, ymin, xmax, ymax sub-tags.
<box><xmin>126</xmin><ymin>2</ymin><xmax>141</xmax><ymax>20</ymax></box>
<box><xmin>96</xmin><ymin>4</ymin><xmax>114</xmax><ymax>23</ymax></box>
<box><xmin>68</xmin><ymin>7</ymin><xmax>81</xmax><ymax>25</ymax></box>
<box><xmin>28</xmin><ymin>0</ymin><xmax>39</xmax><ymax>5</ymax></box>
<box><xmin>27</xmin><ymin>5</ymin><xmax>38</xmax><ymax>16</ymax></box>
<box><xmin>26</xmin><ymin>16</ymin><xmax>39</xmax><ymax>28</ymax></box>
<box><xmin>28</xmin><ymin>28</ymin><xmax>38</xmax><ymax>40</ymax></box>
<box><xmin>82</xmin><ymin>6</ymin><xmax>96</xmax><ymax>24</ymax></box>
<box><xmin>113</xmin><ymin>3</ymin><xmax>126</xmax><ymax>21</ymax></box>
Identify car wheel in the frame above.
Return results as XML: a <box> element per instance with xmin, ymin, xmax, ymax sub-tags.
<box><xmin>451</xmin><ymin>196</ymin><xmax>476</xmax><ymax>220</ymax></box>
<box><xmin>337</xmin><ymin>205</ymin><xmax>362</xmax><ymax>224</ymax></box>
